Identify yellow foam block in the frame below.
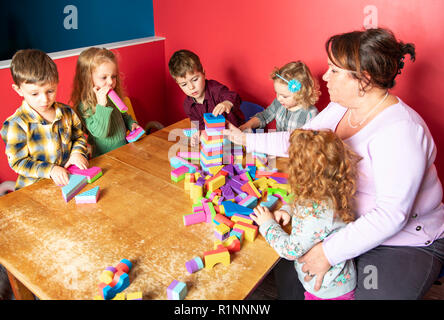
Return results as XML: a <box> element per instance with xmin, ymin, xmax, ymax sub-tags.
<box><xmin>233</xmin><ymin>222</ymin><xmax>258</xmax><ymax>242</ymax></box>
<box><xmin>207</xmin><ymin>175</ymin><xmax>225</xmax><ymax>192</ymax></box>
<box><xmin>215</xmin><ymin>223</ymin><xmax>231</xmax><ymax>235</ymax></box>
<box><xmin>208</xmin><ymin>165</ymin><xmax>224</xmax><ymax>175</ymax></box>
<box><xmin>204</xmin><ymin>247</ymin><xmax>230</xmax><ymax>269</ymax></box>
<box><xmin>231</xmin><ymin>214</ymin><xmax>253</xmax><ymax>225</ymax></box>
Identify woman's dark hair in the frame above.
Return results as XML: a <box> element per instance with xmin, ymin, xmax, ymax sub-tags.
<box><xmin>326</xmin><ymin>28</ymin><xmax>416</xmax><ymax>90</ymax></box>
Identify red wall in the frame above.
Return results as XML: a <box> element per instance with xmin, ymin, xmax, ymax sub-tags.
<box><xmin>154</xmin><ymin>0</ymin><xmax>444</xmax><ymax>179</ymax></box>
<box><xmin>0</xmin><ymin>39</ymin><xmax>166</xmax><ymax>182</ymax></box>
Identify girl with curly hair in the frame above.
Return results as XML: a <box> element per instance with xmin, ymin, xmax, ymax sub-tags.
<box><xmin>251</xmin><ymin>129</ymin><xmax>361</xmax><ymax>300</ymax></box>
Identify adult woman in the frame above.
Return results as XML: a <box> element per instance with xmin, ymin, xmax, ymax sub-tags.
<box><xmin>226</xmin><ymin>28</ymin><xmax>444</xmax><ymax>299</ymax></box>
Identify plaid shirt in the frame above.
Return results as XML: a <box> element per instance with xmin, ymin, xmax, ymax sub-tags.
<box><xmin>255</xmin><ymin>98</ymin><xmax>318</xmax><ymax>131</ymax></box>
<box><xmin>1</xmin><ymin>101</ymin><xmax>88</xmax><ymax>190</ymax></box>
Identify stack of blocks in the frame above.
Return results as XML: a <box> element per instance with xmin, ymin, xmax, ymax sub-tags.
<box><xmin>97</xmin><ymin>259</ymin><xmax>132</xmax><ymax>300</ymax></box>
<box><xmin>200</xmin><ymin>113</ymin><xmax>225</xmax><ymax>173</ymax></box>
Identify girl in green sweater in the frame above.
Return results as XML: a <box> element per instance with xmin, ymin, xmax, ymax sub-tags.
<box><xmin>71</xmin><ymin>47</ymin><xmax>142</xmax><ymax>157</ymax></box>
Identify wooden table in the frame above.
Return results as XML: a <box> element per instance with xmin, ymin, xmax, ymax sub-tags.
<box><xmin>0</xmin><ymin>119</ymin><xmax>288</xmax><ymax>300</ymax></box>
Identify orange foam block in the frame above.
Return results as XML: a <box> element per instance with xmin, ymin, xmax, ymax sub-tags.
<box><xmin>241</xmin><ymin>180</ymin><xmax>261</xmax><ymax>198</ymax></box>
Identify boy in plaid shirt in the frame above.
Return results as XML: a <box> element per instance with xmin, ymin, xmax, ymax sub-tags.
<box><xmin>1</xmin><ymin>49</ymin><xmax>88</xmax><ymax>190</ymax></box>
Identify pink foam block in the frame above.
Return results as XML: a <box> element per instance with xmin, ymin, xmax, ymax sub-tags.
<box><xmin>126</xmin><ymin>127</ymin><xmax>145</xmax><ymax>143</ymax></box>
<box><xmin>108</xmin><ymin>89</ymin><xmax>128</xmax><ymax>112</ymax></box>
<box><xmin>171</xmin><ymin>166</ymin><xmax>189</xmax><ymax>178</ymax></box>
<box><xmin>183</xmin><ymin>211</ymin><xmax>206</xmax><ymax>226</ymax></box>
<box><xmin>67</xmin><ymin>165</ymin><xmax>102</xmax><ymax>183</ymax></box>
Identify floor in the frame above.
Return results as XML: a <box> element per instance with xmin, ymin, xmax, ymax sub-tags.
<box><xmin>246</xmin><ymin>271</ymin><xmax>444</xmax><ymax>300</ymax></box>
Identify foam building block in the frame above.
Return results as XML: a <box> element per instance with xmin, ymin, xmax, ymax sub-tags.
<box><xmin>112</xmin><ymin>293</ymin><xmax>126</xmax><ymax>300</ymax></box>
<box><xmin>167</xmin><ymin>280</ymin><xmax>188</xmax><ymax>300</ymax></box>
<box><xmin>183</xmin><ymin>211</ymin><xmax>206</xmax><ymax>226</ymax></box>
<box><xmin>214</xmin><ymin>223</ymin><xmax>231</xmax><ymax>241</ymax></box>
<box><xmin>203</xmin><ymin>245</ymin><xmax>230</xmax><ymax>269</ymax></box>
<box><xmin>170</xmin><ymin>156</ymin><xmax>198</xmax><ymax>173</ymax></box>
<box><xmin>231</xmin><ymin>213</ymin><xmax>254</xmax><ymax>225</ymax></box>
<box><xmin>126</xmin><ymin>127</ymin><xmax>145</xmax><ymax>143</ymax></box>
<box><xmin>98</xmin><ymin>259</ymin><xmax>132</xmax><ymax>300</ymax></box>
<box><xmin>233</xmin><ymin>222</ymin><xmax>258</xmax><ymax>242</ymax></box>
<box><xmin>67</xmin><ymin>165</ymin><xmax>103</xmax><ymax>183</ymax></box>
<box><xmin>213</xmin><ymin>214</ymin><xmax>235</xmax><ymax>228</ymax></box>
<box><xmin>108</xmin><ymin>89</ymin><xmax>128</xmax><ymax>113</ymax></box>
<box><xmin>171</xmin><ymin>165</ymin><xmax>189</xmax><ymax>183</ymax></box>
<box><xmin>214</xmin><ymin>235</ymin><xmax>241</xmax><ymax>252</ymax></box>
<box><xmin>260</xmin><ymin>195</ymin><xmax>279</xmax><ymax>210</ymax></box>
<box><xmin>75</xmin><ymin>186</ymin><xmax>100</xmax><ymax>204</ymax></box>
<box><xmin>238</xmin><ymin>195</ymin><xmax>258</xmax><ymax>208</ymax></box>
<box><xmin>126</xmin><ymin>292</ymin><xmax>143</xmax><ymax>300</ymax></box>
<box><xmin>185</xmin><ymin>256</ymin><xmax>204</xmax><ymax>274</ymax></box>
<box><xmin>222</xmin><ymin>201</ymin><xmax>254</xmax><ymax>217</ymax></box>
<box><xmin>183</xmin><ymin>128</ymin><xmax>198</xmax><ymax>137</ymax></box>
<box><xmin>61</xmin><ymin>174</ymin><xmax>87</xmax><ymax>202</ymax></box>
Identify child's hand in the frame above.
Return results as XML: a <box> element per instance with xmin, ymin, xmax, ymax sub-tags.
<box><xmin>131</xmin><ymin>123</ymin><xmax>141</xmax><ymax>132</ymax></box>
<box><xmin>64</xmin><ymin>152</ymin><xmax>89</xmax><ymax>170</ymax></box>
<box><xmin>93</xmin><ymin>85</ymin><xmax>112</xmax><ymax>106</ymax></box>
<box><xmin>50</xmin><ymin>165</ymin><xmax>69</xmax><ymax>186</ymax></box>
<box><xmin>250</xmin><ymin>206</ymin><xmax>275</xmax><ymax>226</ymax></box>
<box><xmin>223</xmin><ymin>122</ymin><xmax>246</xmax><ymax>146</ymax></box>
<box><xmin>190</xmin><ymin>130</ymin><xmax>200</xmax><ymax>147</ymax></box>
<box><xmin>213</xmin><ymin>101</ymin><xmax>233</xmax><ymax>116</ymax></box>
<box><xmin>274</xmin><ymin>210</ymin><xmax>291</xmax><ymax>226</ymax></box>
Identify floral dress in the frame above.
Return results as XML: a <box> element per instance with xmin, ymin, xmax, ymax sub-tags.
<box><xmin>258</xmin><ymin>200</ymin><xmax>356</xmax><ymax>299</ymax></box>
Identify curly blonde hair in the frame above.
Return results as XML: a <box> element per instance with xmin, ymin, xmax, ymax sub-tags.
<box><xmin>270</xmin><ymin>61</ymin><xmax>320</xmax><ymax>108</ymax></box>
<box><xmin>70</xmin><ymin>47</ymin><xmax>125</xmax><ymax>118</ymax></box>
<box><xmin>287</xmin><ymin>129</ymin><xmax>361</xmax><ymax>223</ymax></box>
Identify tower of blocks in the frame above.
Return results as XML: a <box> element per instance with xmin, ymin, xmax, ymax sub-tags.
<box><xmin>200</xmin><ymin>113</ymin><xmax>225</xmax><ymax>173</ymax></box>
<box><xmin>97</xmin><ymin>259</ymin><xmax>132</xmax><ymax>300</ymax></box>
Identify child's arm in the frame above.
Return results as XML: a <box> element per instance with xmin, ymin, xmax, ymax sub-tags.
<box><xmin>121</xmin><ymin>112</ymin><xmax>139</xmax><ymax>132</ymax></box>
<box><xmin>81</xmin><ymin>104</ymin><xmax>114</xmax><ymax>138</ymax></box>
<box><xmin>239</xmin><ymin>117</ymin><xmax>261</xmax><ymax>131</ymax></box>
<box><xmin>252</xmin><ymin>100</ymin><xmax>279</xmax><ymax>129</ymax></box>
<box><xmin>252</xmin><ymin>205</ymin><xmax>333</xmax><ymax>261</ymax></box>
<box><xmin>1</xmin><ymin>120</ymin><xmax>57</xmax><ymax>180</ymax></box>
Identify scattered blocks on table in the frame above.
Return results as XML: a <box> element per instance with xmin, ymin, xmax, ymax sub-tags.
<box><xmin>61</xmin><ymin>174</ymin><xmax>88</xmax><ymax>202</ymax></box>
<box><xmin>185</xmin><ymin>256</ymin><xmax>204</xmax><ymax>274</ymax></box>
<box><xmin>231</xmin><ymin>213</ymin><xmax>254</xmax><ymax>225</ymax></box>
<box><xmin>75</xmin><ymin>186</ymin><xmax>100</xmax><ymax>204</ymax></box>
<box><xmin>214</xmin><ymin>235</ymin><xmax>241</xmax><ymax>252</ymax></box>
<box><xmin>126</xmin><ymin>127</ymin><xmax>145</xmax><ymax>143</ymax></box>
<box><xmin>213</xmin><ymin>213</ymin><xmax>235</xmax><ymax>228</ymax></box>
<box><xmin>203</xmin><ymin>245</ymin><xmax>230</xmax><ymax>269</ymax></box>
<box><xmin>238</xmin><ymin>195</ymin><xmax>258</xmax><ymax>208</ymax></box>
<box><xmin>167</xmin><ymin>280</ymin><xmax>188</xmax><ymax>300</ymax></box>
<box><xmin>171</xmin><ymin>165</ymin><xmax>189</xmax><ymax>182</ymax></box>
<box><xmin>222</xmin><ymin>201</ymin><xmax>254</xmax><ymax>217</ymax></box>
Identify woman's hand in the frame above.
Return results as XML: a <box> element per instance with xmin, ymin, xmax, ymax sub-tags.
<box><xmin>250</xmin><ymin>206</ymin><xmax>274</xmax><ymax>226</ymax></box>
<box><xmin>298</xmin><ymin>242</ymin><xmax>332</xmax><ymax>291</ymax></box>
<box><xmin>212</xmin><ymin>101</ymin><xmax>233</xmax><ymax>116</ymax></box>
<box><xmin>223</xmin><ymin>122</ymin><xmax>246</xmax><ymax>146</ymax></box>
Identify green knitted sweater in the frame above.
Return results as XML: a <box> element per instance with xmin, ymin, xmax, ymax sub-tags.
<box><xmin>78</xmin><ymin>102</ymin><xmax>136</xmax><ymax>157</ymax></box>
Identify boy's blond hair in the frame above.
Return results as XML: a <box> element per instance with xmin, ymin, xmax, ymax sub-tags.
<box><xmin>168</xmin><ymin>49</ymin><xmax>204</xmax><ymax>79</ymax></box>
<box><xmin>70</xmin><ymin>47</ymin><xmax>124</xmax><ymax>116</ymax></box>
<box><xmin>10</xmin><ymin>49</ymin><xmax>59</xmax><ymax>86</ymax></box>
<box><xmin>270</xmin><ymin>61</ymin><xmax>320</xmax><ymax>108</ymax></box>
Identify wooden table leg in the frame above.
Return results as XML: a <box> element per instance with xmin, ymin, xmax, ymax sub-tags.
<box><xmin>6</xmin><ymin>271</ymin><xmax>35</xmax><ymax>300</ymax></box>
